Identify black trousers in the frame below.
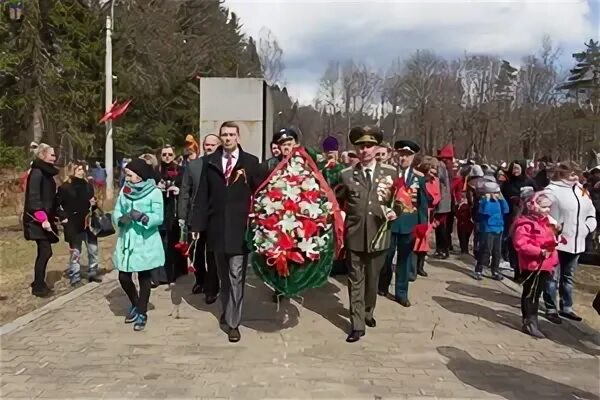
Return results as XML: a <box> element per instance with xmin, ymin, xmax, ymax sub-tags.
<box><xmin>458</xmin><ymin>229</ymin><xmax>471</xmax><ymax>253</ymax></box>
<box><xmin>416</xmin><ymin>252</ymin><xmax>426</xmax><ymax>272</ymax></box>
<box><xmin>33</xmin><ymin>240</ymin><xmax>53</xmax><ymax>290</ymax></box>
<box><xmin>192</xmin><ymin>233</ymin><xmax>219</xmax><ymax>296</ymax></box>
<box><xmin>521</xmin><ymin>270</ymin><xmax>551</xmax><ymax>320</ymax></box>
<box><xmin>435</xmin><ymin>213</ymin><xmax>451</xmax><ymax>254</ymax></box>
<box><xmin>119</xmin><ymin>270</ymin><xmax>152</xmax><ymax>315</ymax></box>
<box><xmin>446</xmin><ymin>211</ymin><xmax>454</xmax><ymax>250</ymax></box>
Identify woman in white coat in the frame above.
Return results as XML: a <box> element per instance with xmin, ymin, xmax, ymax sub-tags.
<box><xmin>543</xmin><ymin>162</ymin><xmax>597</xmax><ymax>324</ymax></box>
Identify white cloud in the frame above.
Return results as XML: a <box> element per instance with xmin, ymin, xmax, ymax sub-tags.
<box><xmin>226</xmin><ymin>0</ymin><xmax>596</xmax><ymax>105</ymax></box>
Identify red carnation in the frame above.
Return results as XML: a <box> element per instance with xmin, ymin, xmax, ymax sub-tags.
<box><xmin>123</xmin><ymin>186</ymin><xmax>132</xmax><ymax>194</ymax></box>
<box><xmin>283</xmin><ymin>198</ymin><xmax>300</xmax><ymax>214</ymax></box>
<box><xmin>267</xmin><ymin>188</ymin><xmax>283</xmax><ymax>201</ymax></box>
<box><xmin>299</xmin><ymin>218</ymin><xmax>319</xmax><ymax>238</ymax></box>
<box><xmin>300</xmin><ymin>190</ymin><xmax>320</xmax><ymax>202</ymax></box>
<box><xmin>260</xmin><ymin>214</ymin><xmax>279</xmax><ymax>230</ymax></box>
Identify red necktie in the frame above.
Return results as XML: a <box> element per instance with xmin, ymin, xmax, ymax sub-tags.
<box><xmin>225</xmin><ymin>154</ymin><xmax>234</xmax><ymax>184</ymax></box>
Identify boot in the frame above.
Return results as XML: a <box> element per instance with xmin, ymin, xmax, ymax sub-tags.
<box><xmin>522</xmin><ymin>317</ymin><xmax>545</xmax><ymax>339</ymax></box>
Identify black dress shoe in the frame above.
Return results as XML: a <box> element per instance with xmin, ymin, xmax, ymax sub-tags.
<box><xmin>546</xmin><ymin>313</ymin><xmax>562</xmax><ymax>325</ymax></box>
<box><xmin>559</xmin><ymin>311</ymin><xmax>583</xmax><ymax>322</ymax></box>
<box><xmin>191</xmin><ymin>283</ymin><xmax>204</xmax><ymax>294</ymax></box>
<box><xmin>377</xmin><ymin>290</ymin><xmax>388</xmax><ymax>297</ymax></box>
<box><xmin>228</xmin><ymin>327</ymin><xmax>241</xmax><ymax>343</ymax></box>
<box><xmin>205</xmin><ymin>294</ymin><xmax>217</xmax><ymax>305</ymax></box>
<box><xmin>345</xmin><ymin>330</ymin><xmax>365</xmax><ymax>343</ymax></box>
<box><xmin>88</xmin><ymin>275</ymin><xmax>103</xmax><ymax>283</ymax></box>
<box><xmin>32</xmin><ymin>287</ymin><xmax>53</xmax><ymax>298</ymax></box>
<box><xmin>365</xmin><ymin>318</ymin><xmax>376</xmax><ymax>328</ymax></box>
<box><xmin>417</xmin><ymin>269</ymin><xmax>428</xmax><ymax>277</ymax></box>
<box><xmin>395</xmin><ymin>298</ymin><xmax>411</xmax><ymax>307</ymax></box>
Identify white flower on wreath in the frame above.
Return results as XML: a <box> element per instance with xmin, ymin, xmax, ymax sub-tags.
<box><xmin>288</xmin><ymin>160</ymin><xmax>305</xmax><ymax>176</ymax></box>
<box><xmin>299</xmin><ymin>201</ymin><xmax>322</xmax><ymax>218</ymax></box>
<box><xmin>297</xmin><ymin>237</ymin><xmax>318</xmax><ymax>255</ymax></box>
<box><xmin>276</xmin><ymin>213</ymin><xmax>301</xmax><ymax>232</ymax></box>
<box><xmin>301</xmin><ymin>177</ymin><xmax>319</xmax><ymax>191</ymax></box>
<box><xmin>260</xmin><ymin>196</ymin><xmax>284</xmax><ymax>215</ymax></box>
<box><xmin>282</xmin><ymin>184</ymin><xmax>301</xmax><ymax>200</ymax></box>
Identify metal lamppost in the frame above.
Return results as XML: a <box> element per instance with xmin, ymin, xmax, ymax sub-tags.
<box><xmin>104</xmin><ymin>1</ymin><xmax>115</xmax><ymax>200</ymax></box>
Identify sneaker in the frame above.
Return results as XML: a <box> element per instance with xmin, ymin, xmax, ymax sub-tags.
<box><xmin>88</xmin><ymin>275</ymin><xmax>102</xmax><ymax>283</ymax></box>
<box><xmin>125</xmin><ymin>306</ymin><xmax>139</xmax><ymax>324</ymax></box>
<box><xmin>472</xmin><ymin>272</ymin><xmax>483</xmax><ymax>281</ymax></box>
<box><xmin>491</xmin><ymin>273</ymin><xmax>504</xmax><ymax>281</ymax></box>
<box><xmin>133</xmin><ymin>314</ymin><xmax>147</xmax><ymax>331</ymax></box>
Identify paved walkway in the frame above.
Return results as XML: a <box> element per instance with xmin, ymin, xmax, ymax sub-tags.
<box><xmin>1</xmin><ymin>255</ymin><xmax>599</xmax><ymax>399</ymax></box>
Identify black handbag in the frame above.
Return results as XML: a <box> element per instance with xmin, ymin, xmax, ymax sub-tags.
<box><xmin>89</xmin><ymin>208</ymin><xmax>115</xmax><ymax>238</ymax></box>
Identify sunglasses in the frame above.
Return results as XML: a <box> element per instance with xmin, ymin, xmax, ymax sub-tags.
<box><xmin>161</xmin><ymin>152</ymin><xmax>174</xmax><ymax>157</ymax></box>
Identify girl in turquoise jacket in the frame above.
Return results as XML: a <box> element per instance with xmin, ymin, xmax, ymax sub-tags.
<box><xmin>112</xmin><ymin>159</ymin><xmax>165</xmax><ymax>331</ymax></box>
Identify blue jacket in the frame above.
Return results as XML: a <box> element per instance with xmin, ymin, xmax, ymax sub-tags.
<box><xmin>478</xmin><ymin>197</ymin><xmax>509</xmax><ymax>233</ymax></box>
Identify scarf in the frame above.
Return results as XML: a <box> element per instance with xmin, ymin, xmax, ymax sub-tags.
<box><xmin>122</xmin><ymin>179</ymin><xmax>156</xmax><ymax>201</ymax></box>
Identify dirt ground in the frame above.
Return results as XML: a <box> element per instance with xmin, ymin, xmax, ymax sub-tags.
<box><xmin>0</xmin><ymin>215</ymin><xmax>115</xmax><ymax>324</ymax></box>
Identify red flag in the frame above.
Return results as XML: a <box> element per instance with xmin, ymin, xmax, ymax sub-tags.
<box><xmin>99</xmin><ymin>99</ymin><xmax>132</xmax><ymax>123</ymax></box>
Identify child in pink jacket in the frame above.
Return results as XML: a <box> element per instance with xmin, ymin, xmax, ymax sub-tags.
<box><xmin>512</xmin><ymin>190</ymin><xmax>560</xmax><ymax>339</ymax></box>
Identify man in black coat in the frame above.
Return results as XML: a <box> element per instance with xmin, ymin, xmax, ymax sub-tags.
<box><xmin>191</xmin><ymin>121</ymin><xmax>261</xmax><ymax>343</ymax></box>
<box><xmin>178</xmin><ymin>135</ymin><xmax>221</xmax><ymax>301</ymax></box>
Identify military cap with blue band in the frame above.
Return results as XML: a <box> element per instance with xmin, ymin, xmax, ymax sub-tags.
<box><xmin>394</xmin><ymin>139</ymin><xmax>420</xmax><ymax>154</ymax></box>
<box><xmin>273</xmin><ymin>128</ymin><xmax>298</xmax><ymax>144</ymax></box>
<box><xmin>348</xmin><ymin>126</ymin><xmax>383</xmax><ymax>145</ymax></box>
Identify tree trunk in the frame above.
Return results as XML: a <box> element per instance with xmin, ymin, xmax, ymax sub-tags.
<box><xmin>32</xmin><ymin>101</ymin><xmax>44</xmax><ymax>144</ymax></box>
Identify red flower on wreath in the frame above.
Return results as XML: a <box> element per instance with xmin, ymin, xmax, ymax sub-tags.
<box><xmin>298</xmin><ymin>217</ymin><xmax>319</xmax><ymax>238</ymax></box>
<box><xmin>266</xmin><ymin>187</ymin><xmax>283</xmax><ymax>201</ymax></box>
<box><xmin>283</xmin><ymin>198</ymin><xmax>300</xmax><ymax>214</ymax></box>
<box><xmin>260</xmin><ymin>214</ymin><xmax>279</xmax><ymax>231</ymax></box>
<box><xmin>299</xmin><ymin>190</ymin><xmax>320</xmax><ymax>202</ymax></box>
<box><xmin>266</xmin><ymin>232</ymin><xmax>305</xmax><ymax>276</ymax></box>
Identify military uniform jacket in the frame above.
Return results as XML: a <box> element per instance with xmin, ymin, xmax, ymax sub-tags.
<box><xmin>338</xmin><ymin>162</ymin><xmax>396</xmax><ymax>253</ymax></box>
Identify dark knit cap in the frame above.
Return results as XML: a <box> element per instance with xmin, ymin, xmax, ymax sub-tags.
<box><xmin>322</xmin><ymin>136</ymin><xmax>339</xmax><ymax>152</ymax></box>
<box><xmin>126</xmin><ymin>158</ymin><xmax>155</xmax><ymax>181</ymax></box>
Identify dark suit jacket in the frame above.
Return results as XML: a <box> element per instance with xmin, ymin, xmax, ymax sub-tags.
<box><xmin>178</xmin><ymin>157</ymin><xmax>204</xmax><ymax>225</ymax></box>
<box><xmin>191</xmin><ymin>146</ymin><xmax>260</xmax><ymax>254</ymax></box>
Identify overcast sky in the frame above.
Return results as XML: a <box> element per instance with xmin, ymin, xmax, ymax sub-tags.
<box><xmin>226</xmin><ymin>0</ymin><xmax>599</xmax><ymax>105</ymax></box>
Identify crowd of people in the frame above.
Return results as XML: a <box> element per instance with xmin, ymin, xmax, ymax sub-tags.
<box><xmin>22</xmin><ymin>125</ymin><xmax>600</xmax><ymax>341</ymax></box>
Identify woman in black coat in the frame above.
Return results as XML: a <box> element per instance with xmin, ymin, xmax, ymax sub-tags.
<box><xmin>23</xmin><ymin>144</ymin><xmax>59</xmax><ymax>297</ymax></box>
<box><xmin>56</xmin><ymin>161</ymin><xmax>101</xmax><ymax>286</ymax></box>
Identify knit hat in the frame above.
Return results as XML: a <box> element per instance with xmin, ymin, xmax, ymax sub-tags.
<box><xmin>184</xmin><ymin>134</ymin><xmax>200</xmax><ymax>156</ymax></box>
<box><xmin>126</xmin><ymin>158</ymin><xmax>155</xmax><ymax>181</ymax></box>
<box><xmin>482</xmin><ymin>181</ymin><xmax>500</xmax><ymax>194</ymax></box>
<box><xmin>322</xmin><ymin>136</ymin><xmax>339</xmax><ymax>152</ymax></box>
<box><xmin>468</xmin><ymin>165</ymin><xmax>484</xmax><ymax>178</ymax></box>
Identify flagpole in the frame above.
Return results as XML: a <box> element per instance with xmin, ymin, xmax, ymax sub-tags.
<box><xmin>104</xmin><ymin>11</ymin><xmax>114</xmax><ymax>200</ymax></box>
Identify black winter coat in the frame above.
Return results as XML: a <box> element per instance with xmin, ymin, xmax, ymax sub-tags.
<box><xmin>23</xmin><ymin>159</ymin><xmax>59</xmax><ymax>243</ymax></box>
<box><xmin>55</xmin><ymin>177</ymin><xmax>94</xmax><ymax>244</ymax></box>
<box><xmin>158</xmin><ymin>162</ymin><xmax>182</xmax><ymax>231</ymax></box>
<box><xmin>191</xmin><ymin>146</ymin><xmax>260</xmax><ymax>254</ymax></box>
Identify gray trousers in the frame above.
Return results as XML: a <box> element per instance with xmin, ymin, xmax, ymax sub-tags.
<box><xmin>348</xmin><ymin>250</ymin><xmax>386</xmax><ymax>331</ymax></box>
<box><xmin>215</xmin><ymin>253</ymin><xmax>248</xmax><ymax>328</ymax></box>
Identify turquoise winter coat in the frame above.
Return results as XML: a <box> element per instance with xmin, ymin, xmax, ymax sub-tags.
<box><xmin>112</xmin><ymin>181</ymin><xmax>165</xmax><ymax>272</ymax></box>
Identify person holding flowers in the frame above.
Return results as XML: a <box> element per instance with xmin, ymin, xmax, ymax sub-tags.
<box><xmin>336</xmin><ymin>126</ymin><xmax>397</xmax><ymax>343</ymax></box>
<box><xmin>378</xmin><ymin>140</ymin><xmax>428</xmax><ymax>307</ymax></box>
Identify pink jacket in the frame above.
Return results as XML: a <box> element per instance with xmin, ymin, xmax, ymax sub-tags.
<box><xmin>512</xmin><ymin>215</ymin><xmax>559</xmax><ymax>272</ymax></box>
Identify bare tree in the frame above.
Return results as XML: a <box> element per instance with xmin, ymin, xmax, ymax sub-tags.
<box><xmin>258</xmin><ymin>27</ymin><xmax>285</xmax><ymax>86</ymax></box>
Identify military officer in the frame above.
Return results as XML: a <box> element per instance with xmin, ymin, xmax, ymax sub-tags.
<box><xmin>337</xmin><ymin>126</ymin><xmax>397</xmax><ymax>343</ymax></box>
<box><xmin>261</xmin><ymin>128</ymin><xmax>299</xmax><ymax>175</ymax></box>
<box><xmin>378</xmin><ymin>139</ymin><xmax>428</xmax><ymax>307</ymax></box>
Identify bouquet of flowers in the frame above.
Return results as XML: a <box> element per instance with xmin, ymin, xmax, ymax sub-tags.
<box><xmin>370</xmin><ymin>176</ymin><xmax>419</xmax><ymax>251</ymax></box>
<box><xmin>249</xmin><ymin>147</ymin><xmax>344</xmax><ymax>297</ymax></box>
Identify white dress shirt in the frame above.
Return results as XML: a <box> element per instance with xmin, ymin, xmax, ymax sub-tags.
<box><xmin>222</xmin><ymin>147</ymin><xmax>240</xmax><ymax>173</ymax></box>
